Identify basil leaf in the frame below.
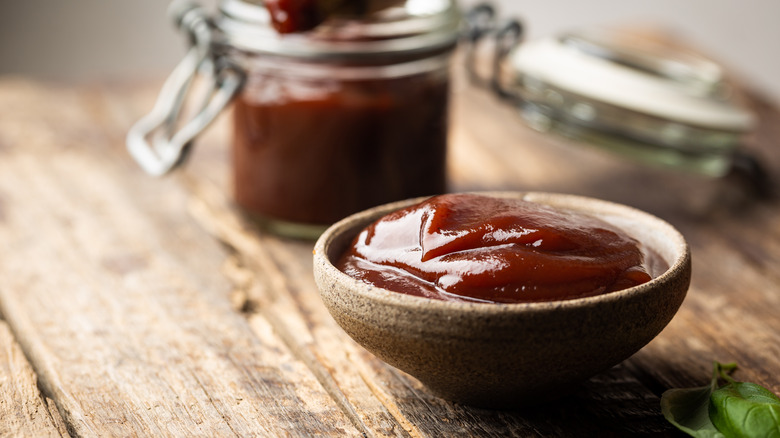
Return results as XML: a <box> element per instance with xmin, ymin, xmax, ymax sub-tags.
<box><xmin>661</xmin><ymin>362</ymin><xmax>780</xmax><ymax>438</ymax></box>
<box><xmin>709</xmin><ymin>381</ymin><xmax>780</xmax><ymax>438</ymax></box>
<box><xmin>662</xmin><ymin>384</ymin><xmax>725</xmax><ymax>438</ymax></box>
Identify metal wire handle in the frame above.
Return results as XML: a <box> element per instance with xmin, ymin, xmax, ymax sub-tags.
<box><xmin>126</xmin><ymin>1</ymin><xmax>245</xmax><ymax>176</ymax></box>
<box><xmin>463</xmin><ymin>3</ymin><xmax>523</xmax><ymax>103</ymax></box>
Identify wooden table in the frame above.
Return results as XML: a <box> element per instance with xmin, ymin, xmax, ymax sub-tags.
<box><xmin>0</xmin><ymin>71</ymin><xmax>778</xmax><ymax>437</ymax></box>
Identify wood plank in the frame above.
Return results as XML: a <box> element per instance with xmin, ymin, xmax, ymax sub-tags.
<box><xmin>187</xmin><ymin>181</ymin><xmax>409</xmax><ymax>437</ymax></box>
<box><xmin>2</xmin><ymin>66</ymin><xmax>777</xmax><ymax>437</ymax></box>
<box><xmin>0</xmin><ymin>319</ymin><xmax>70</xmax><ymax>437</ymax></box>
<box><xmin>103</xmin><ymin>81</ymin><xmax>411</xmax><ymax>437</ymax></box>
<box><xmin>0</xmin><ymin>80</ymin><xmax>359</xmax><ymax>437</ymax></box>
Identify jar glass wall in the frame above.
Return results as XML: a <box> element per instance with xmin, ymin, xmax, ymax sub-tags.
<box><xmin>229</xmin><ymin>51</ymin><xmax>452</xmax><ymax>238</ymax></box>
<box><xmin>216</xmin><ymin>0</ymin><xmax>460</xmax><ymax>238</ymax></box>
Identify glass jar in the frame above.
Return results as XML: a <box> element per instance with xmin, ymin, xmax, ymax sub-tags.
<box><xmin>462</xmin><ymin>5</ymin><xmax>756</xmax><ymax>180</ymax></box>
<box><xmin>128</xmin><ymin>0</ymin><xmax>461</xmax><ymax>239</ymax></box>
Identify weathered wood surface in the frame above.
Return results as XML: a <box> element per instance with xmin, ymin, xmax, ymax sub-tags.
<box><xmin>0</xmin><ymin>81</ymin><xmax>359</xmax><ymax>437</ymax></box>
<box><xmin>0</xmin><ymin>70</ymin><xmax>777</xmax><ymax>437</ymax></box>
<box><xmin>0</xmin><ymin>319</ymin><xmax>69</xmax><ymax>437</ymax></box>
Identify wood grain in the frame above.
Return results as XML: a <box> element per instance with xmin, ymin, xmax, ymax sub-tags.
<box><xmin>0</xmin><ymin>319</ymin><xmax>70</xmax><ymax>437</ymax></box>
<box><xmin>0</xmin><ymin>66</ymin><xmax>777</xmax><ymax>437</ymax></box>
<box><xmin>0</xmin><ymin>80</ymin><xmax>359</xmax><ymax>437</ymax></box>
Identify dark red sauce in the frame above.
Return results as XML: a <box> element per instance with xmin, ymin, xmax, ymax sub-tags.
<box><xmin>337</xmin><ymin>194</ymin><xmax>661</xmax><ymax>303</ymax></box>
<box><xmin>265</xmin><ymin>0</ymin><xmax>404</xmax><ymax>34</ymax></box>
<box><xmin>265</xmin><ymin>0</ymin><xmax>324</xmax><ymax>34</ymax></box>
<box><xmin>233</xmin><ymin>72</ymin><xmax>449</xmax><ymax>226</ymax></box>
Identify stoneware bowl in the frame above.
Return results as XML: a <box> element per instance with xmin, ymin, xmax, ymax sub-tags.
<box><xmin>313</xmin><ymin>192</ymin><xmax>691</xmax><ymax>409</ymax></box>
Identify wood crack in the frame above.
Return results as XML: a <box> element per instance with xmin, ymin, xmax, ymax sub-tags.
<box><xmin>191</xmin><ymin>370</ymin><xmax>242</xmax><ymax>437</ymax></box>
<box><xmin>0</xmin><ymin>291</ymin><xmax>96</xmax><ymax>437</ymax></box>
<box><xmin>0</xmin><ymin>316</ymin><xmax>73</xmax><ymax>437</ymax></box>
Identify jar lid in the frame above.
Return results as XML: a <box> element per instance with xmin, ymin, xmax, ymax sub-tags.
<box><xmin>505</xmin><ymin>28</ymin><xmax>754</xmax><ymax>132</ymax></box>
<box><xmin>215</xmin><ymin>0</ymin><xmax>461</xmax><ymax>59</ymax></box>
<box><xmin>492</xmin><ymin>27</ymin><xmax>758</xmax><ymax>177</ymax></box>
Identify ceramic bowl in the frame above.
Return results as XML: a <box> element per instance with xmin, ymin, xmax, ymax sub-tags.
<box><xmin>313</xmin><ymin>192</ymin><xmax>691</xmax><ymax>409</ymax></box>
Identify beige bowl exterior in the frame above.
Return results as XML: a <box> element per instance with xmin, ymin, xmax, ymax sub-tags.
<box><xmin>313</xmin><ymin>192</ymin><xmax>691</xmax><ymax>408</ymax></box>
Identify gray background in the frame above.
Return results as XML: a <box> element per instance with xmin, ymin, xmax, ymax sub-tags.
<box><xmin>1</xmin><ymin>0</ymin><xmax>778</xmax><ymax>103</ymax></box>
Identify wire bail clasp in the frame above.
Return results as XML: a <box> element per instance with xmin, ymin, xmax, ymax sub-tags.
<box><xmin>127</xmin><ymin>1</ymin><xmax>244</xmax><ymax>176</ymax></box>
<box><xmin>463</xmin><ymin>3</ymin><xmax>523</xmax><ymax>102</ymax></box>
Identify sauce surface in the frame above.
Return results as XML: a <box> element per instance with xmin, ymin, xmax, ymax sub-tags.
<box><xmin>337</xmin><ymin>194</ymin><xmax>661</xmax><ymax>303</ymax></box>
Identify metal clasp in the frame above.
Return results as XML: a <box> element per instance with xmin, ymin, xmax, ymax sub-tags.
<box><xmin>127</xmin><ymin>1</ymin><xmax>245</xmax><ymax>176</ymax></box>
<box><xmin>463</xmin><ymin>3</ymin><xmax>523</xmax><ymax>102</ymax></box>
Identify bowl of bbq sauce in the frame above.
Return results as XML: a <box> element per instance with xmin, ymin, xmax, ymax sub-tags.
<box><xmin>313</xmin><ymin>192</ymin><xmax>690</xmax><ymax>408</ymax></box>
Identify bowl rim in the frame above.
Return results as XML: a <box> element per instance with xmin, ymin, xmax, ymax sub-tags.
<box><xmin>314</xmin><ymin>191</ymin><xmax>691</xmax><ymax>315</ymax></box>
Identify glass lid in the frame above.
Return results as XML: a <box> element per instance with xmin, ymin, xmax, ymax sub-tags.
<box><xmin>500</xmin><ymin>27</ymin><xmax>756</xmax><ymax>177</ymax></box>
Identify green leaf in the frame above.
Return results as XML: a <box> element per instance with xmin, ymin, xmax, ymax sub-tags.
<box><xmin>709</xmin><ymin>381</ymin><xmax>780</xmax><ymax>438</ymax></box>
<box><xmin>661</xmin><ymin>362</ymin><xmax>780</xmax><ymax>438</ymax></box>
<box><xmin>662</xmin><ymin>384</ymin><xmax>725</xmax><ymax>438</ymax></box>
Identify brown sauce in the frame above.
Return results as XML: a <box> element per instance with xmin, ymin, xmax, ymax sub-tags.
<box><xmin>337</xmin><ymin>193</ymin><xmax>664</xmax><ymax>303</ymax></box>
<box><xmin>265</xmin><ymin>0</ymin><xmax>405</xmax><ymax>34</ymax></box>
<box><xmin>232</xmin><ymin>72</ymin><xmax>449</xmax><ymax>226</ymax></box>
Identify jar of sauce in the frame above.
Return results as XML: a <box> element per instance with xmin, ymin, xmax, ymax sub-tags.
<box><xmin>127</xmin><ymin>0</ymin><xmax>461</xmax><ymax>238</ymax></box>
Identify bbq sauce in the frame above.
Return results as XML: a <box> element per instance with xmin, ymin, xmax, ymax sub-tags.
<box><xmin>233</xmin><ymin>71</ymin><xmax>449</xmax><ymax>227</ymax></box>
<box><xmin>338</xmin><ymin>194</ymin><xmax>661</xmax><ymax>303</ymax></box>
<box><xmin>265</xmin><ymin>0</ymin><xmax>405</xmax><ymax>34</ymax></box>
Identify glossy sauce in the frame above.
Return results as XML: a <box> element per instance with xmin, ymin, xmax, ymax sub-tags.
<box><xmin>265</xmin><ymin>0</ymin><xmax>325</xmax><ymax>34</ymax></box>
<box><xmin>265</xmin><ymin>0</ymin><xmax>404</xmax><ymax>34</ymax></box>
<box><xmin>337</xmin><ymin>194</ymin><xmax>663</xmax><ymax>303</ymax></box>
